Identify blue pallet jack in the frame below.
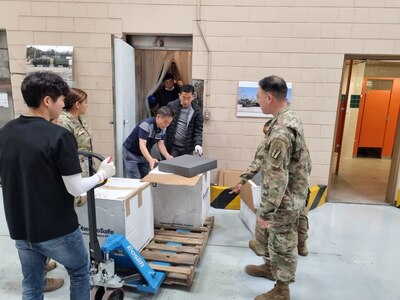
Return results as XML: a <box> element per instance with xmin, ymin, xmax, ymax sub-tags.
<box><xmin>79</xmin><ymin>151</ymin><xmax>166</xmax><ymax>300</ymax></box>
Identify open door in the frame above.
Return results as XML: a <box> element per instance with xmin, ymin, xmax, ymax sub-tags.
<box><xmin>113</xmin><ymin>37</ymin><xmax>136</xmax><ymax>177</ymax></box>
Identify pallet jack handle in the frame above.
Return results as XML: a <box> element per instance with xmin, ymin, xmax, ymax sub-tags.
<box><xmin>78</xmin><ymin>150</ymin><xmax>107</xmax><ymax>264</ymax></box>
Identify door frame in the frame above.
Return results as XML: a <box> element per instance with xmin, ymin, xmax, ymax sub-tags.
<box><xmin>328</xmin><ymin>56</ymin><xmax>400</xmax><ymax>205</ymax></box>
<box><xmin>386</xmin><ymin>112</ymin><xmax>400</xmax><ymax>204</ymax></box>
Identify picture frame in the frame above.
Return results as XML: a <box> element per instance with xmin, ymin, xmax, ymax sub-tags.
<box><xmin>236</xmin><ymin>81</ymin><xmax>292</xmax><ymax>118</ymax></box>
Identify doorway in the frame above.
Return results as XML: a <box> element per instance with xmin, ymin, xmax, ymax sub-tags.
<box><xmin>329</xmin><ymin>57</ymin><xmax>400</xmax><ymax>205</ymax></box>
<box><xmin>112</xmin><ymin>35</ymin><xmax>192</xmax><ymax>176</ymax></box>
<box><xmin>126</xmin><ymin>35</ymin><xmax>192</xmax><ymax>122</ymax></box>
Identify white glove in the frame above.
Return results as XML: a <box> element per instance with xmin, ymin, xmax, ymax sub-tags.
<box><xmin>194</xmin><ymin>145</ymin><xmax>203</xmax><ymax>156</ymax></box>
<box><xmin>96</xmin><ymin>157</ymin><xmax>116</xmax><ymax>181</ymax></box>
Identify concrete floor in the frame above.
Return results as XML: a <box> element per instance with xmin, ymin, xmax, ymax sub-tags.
<box><xmin>0</xmin><ymin>203</ymin><xmax>399</xmax><ymax>300</ymax></box>
<box><xmin>329</xmin><ymin>157</ymin><xmax>391</xmax><ymax>205</ymax></box>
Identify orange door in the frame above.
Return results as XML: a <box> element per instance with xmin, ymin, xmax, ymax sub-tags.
<box><xmin>382</xmin><ymin>79</ymin><xmax>400</xmax><ymax>158</ymax></box>
<box><xmin>358</xmin><ymin>90</ymin><xmax>391</xmax><ymax>148</ymax></box>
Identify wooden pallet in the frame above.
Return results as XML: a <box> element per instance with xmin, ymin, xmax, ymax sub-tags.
<box><xmin>141</xmin><ymin>216</ymin><xmax>214</xmax><ymax>286</ymax></box>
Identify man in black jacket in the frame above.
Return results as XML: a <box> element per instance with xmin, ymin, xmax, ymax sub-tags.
<box><xmin>149</xmin><ymin>73</ymin><xmax>180</xmax><ymax>116</ymax></box>
<box><xmin>166</xmin><ymin>84</ymin><xmax>204</xmax><ymax>157</ymax></box>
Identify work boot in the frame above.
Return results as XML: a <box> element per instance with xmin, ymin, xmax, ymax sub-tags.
<box><xmin>245</xmin><ymin>262</ymin><xmax>275</xmax><ymax>281</ymax></box>
<box><xmin>249</xmin><ymin>239</ymin><xmax>267</xmax><ymax>257</ymax></box>
<box><xmin>255</xmin><ymin>281</ymin><xmax>290</xmax><ymax>300</ymax></box>
<box><xmin>298</xmin><ymin>241</ymin><xmax>308</xmax><ymax>256</ymax></box>
<box><xmin>44</xmin><ymin>277</ymin><xmax>64</xmax><ymax>293</ymax></box>
<box><xmin>45</xmin><ymin>260</ymin><xmax>57</xmax><ymax>272</ymax></box>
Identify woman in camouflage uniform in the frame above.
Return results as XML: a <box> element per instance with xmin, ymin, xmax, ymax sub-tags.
<box><xmin>58</xmin><ymin>88</ymin><xmax>93</xmax><ymax>206</ymax></box>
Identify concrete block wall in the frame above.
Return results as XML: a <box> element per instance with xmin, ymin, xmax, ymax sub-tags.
<box><xmin>1</xmin><ymin>0</ymin><xmax>400</xmax><ymax>188</ymax></box>
<box><xmin>192</xmin><ymin>1</ymin><xmax>400</xmax><ymax>186</ymax></box>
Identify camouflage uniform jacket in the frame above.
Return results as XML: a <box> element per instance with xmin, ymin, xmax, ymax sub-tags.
<box><xmin>58</xmin><ymin>111</ymin><xmax>93</xmax><ymax>177</ymax></box>
<box><xmin>259</xmin><ymin>108</ymin><xmax>312</xmax><ymax>220</ymax></box>
<box><xmin>239</xmin><ymin>137</ymin><xmax>266</xmax><ymax>185</ymax></box>
<box><xmin>239</xmin><ymin>120</ymin><xmax>272</xmax><ymax>185</ymax></box>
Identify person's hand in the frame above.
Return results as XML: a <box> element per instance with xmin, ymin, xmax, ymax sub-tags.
<box><xmin>97</xmin><ymin>156</ymin><xmax>115</xmax><ymax>180</ymax></box>
<box><xmin>230</xmin><ymin>183</ymin><xmax>242</xmax><ymax>194</ymax></box>
<box><xmin>194</xmin><ymin>145</ymin><xmax>203</xmax><ymax>156</ymax></box>
<box><xmin>75</xmin><ymin>195</ymin><xmax>87</xmax><ymax>207</ymax></box>
<box><xmin>257</xmin><ymin>216</ymin><xmax>270</xmax><ymax>229</ymax></box>
<box><xmin>150</xmin><ymin>158</ymin><xmax>159</xmax><ymax>170</ymax></box>
<box><xmin>166</xmin><ymin>154</ymin><xmax>173</xmax><ymax>160</ymax></box>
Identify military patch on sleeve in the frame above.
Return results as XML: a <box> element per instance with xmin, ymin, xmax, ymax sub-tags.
<box><xmin>271</xmin><ymin>147</ymin><xmax>281</xmax><ymax>159</ymax></box>
<box><xmin>266</xmin><ymin>137</ymin><xmax>289</xmax><ymax>168</ymax></box>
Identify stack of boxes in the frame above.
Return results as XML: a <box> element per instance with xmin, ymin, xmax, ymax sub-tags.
<box><xmin>76</xmin><ymin>155</ymin><xmax>217</xmax><ymax>253</ymax></box>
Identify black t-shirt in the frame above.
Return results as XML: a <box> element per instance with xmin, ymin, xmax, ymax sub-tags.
<box><xmin>152</xmin><ymin>85</ymin><xmax>180</xmax><ymax>108</ymax></box>
<box><xmin>0</xmin><ymin>116</ymin><xmax>82</xmax><ymax>242</ymax></box>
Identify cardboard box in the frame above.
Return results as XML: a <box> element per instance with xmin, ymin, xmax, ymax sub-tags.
<box><xmin>76</xmin><ymin>178</ymin><xmax>154</xmax><ymax>252</ymax></box>
<box><xmin>239</xmin><ymin>199</ymin><xmax>256</xmax><ymax>235</ymax></box>
<box><xmin>142</xmin><ymin>168</ymin><xmax>210</xmax><ymax>227</ymax></box>
<box><xmin>239</xmin><ymin>180</ymin><xmax>261</xmax><ymax>235</ymax></box>
<box><xmin>158</xmin><ymin>154</ymin><xmax>217</xmax><ymax>177</ymax></box>
<box><xmin>217</xmin><ymin>169</ymin><xmax>255</xmax><ymax>211</ymax></box>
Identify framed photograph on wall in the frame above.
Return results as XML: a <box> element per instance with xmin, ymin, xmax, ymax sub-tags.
<box><xmin>236</xmin><ymin>81</ymin><xmax>292</xmax><ymax>118</ymax></box>
<box><xmin>26</xmin><ymin>45</ymin><xmax>73</xmax><ymax>86</ymax></box>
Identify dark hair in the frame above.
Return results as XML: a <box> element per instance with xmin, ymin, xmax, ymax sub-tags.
<box><xmin>156</xmin><ymin>106</ymin><xmax>175</xmax><ymax>118</ymax></box>
<box><xmin>258</xmin><ymin>75</ymin><xmax>288</xmax><ymax>100</ymax></box>
<box><xmin>21</xmin><ymin>71</ymin><xmax>70</xmax><ymax>108</ymax></box>
<box><xmin>64</xmin><ymin>88</ymin><xmax>88</xmax><ymax>110</ymax></box>
<box><xmin>163</xmin><ymin>73</ymin><xmax>174</xmax><ymax>81</ymax></box>
<box><xmin>180</xmin><ymin>84</ymin><xmax>195</xmax><ymax>94</ymax></box>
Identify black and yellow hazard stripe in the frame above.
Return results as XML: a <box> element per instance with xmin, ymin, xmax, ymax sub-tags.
<box><xmin>210</xmin><ymin>186</ymin><xmax>240</xmax><ymax>210</ymax></box>
<box><xmin>307</xmin><ymin>185</ymin><xmax>327</xmax><ymax>211</ymax></box>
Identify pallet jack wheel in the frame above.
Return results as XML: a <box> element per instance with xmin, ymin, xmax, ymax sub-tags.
<box><xmin>91</xmin><ymin>286</ymin><xmax>105</xmax><ymax>300</ymax></box>
<box><xmin>91</xmin><ymin>286</ymin><xmax>124</xmax><ymax>300</ymax></box>
<box><xmin>102</xmin><ymin>288</ymin><xmax>124</xmax><ymax>300</ymax></box>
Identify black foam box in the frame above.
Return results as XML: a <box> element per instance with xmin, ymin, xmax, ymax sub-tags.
<box><xmin>158</xmin><ymin>154</ymin><xmax>217</xmax><ymax>177</ymax></box>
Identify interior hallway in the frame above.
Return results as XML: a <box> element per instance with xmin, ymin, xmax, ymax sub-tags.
<box><xmin>0</xmin><ymin>203</ymin><xmax>399</xmax><ymax>300</ymax></box>
<box><xmin>329</xmin><ymin>157</ymin><xmax>391</xmax><ymax>204</ymax></box>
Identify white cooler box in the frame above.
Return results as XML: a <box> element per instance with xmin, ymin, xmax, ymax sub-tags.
<box><xmin>76</xmin><ymin>177</ymin><xmax>154</xmax><ymax>252</ymax></box>
<box><xmin>142</xmin><ymin>168</ymin><xmax>210</xmax><ymax>227</ymax></box>
<box><xmin>239</xmin><ymin>180</ymin><xmax>261</xmax><ymax>235</ymax></box>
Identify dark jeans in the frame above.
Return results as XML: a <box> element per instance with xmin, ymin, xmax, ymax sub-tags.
<box><xmin>16</xmin><ymin>227</ymin><xmax>89</xmax><ymax>300</ymax></box>
<box><xmin>122</xmin><ymin>146</ymin><xmax>150</xmax><ymax>179</ymax></box>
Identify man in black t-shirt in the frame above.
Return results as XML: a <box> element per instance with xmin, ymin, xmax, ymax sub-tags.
<box><xmin>149</xmin><ymin>73</ymin><xmax>180</xmax><ymax>115</ymax></box>
<box><xmin>0</xmin><ymin>71</ymin><xmax>115</xmax><ymax>299</ymax></box>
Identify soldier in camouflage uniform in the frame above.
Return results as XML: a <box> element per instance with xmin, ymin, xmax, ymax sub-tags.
<box><xmin>233</xmin><ymin>124</ymin><xmax>310</xmax><ymax>259</ymax></box>
<box><xmin>58</xmin><ymin>88</ymin><xmax>93</xmax><ymax>207</ymax></box>
<box><xmin>245</xmin><ymin>76</ymin><xmax>312</xmax><ymax>300</ymax></box>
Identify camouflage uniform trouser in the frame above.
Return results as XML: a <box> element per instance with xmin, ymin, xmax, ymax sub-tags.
<box><xmin>254</xmin><ymin>207</ymin><xmax>308</xmax><ymax>258</ymax></box>
<box><xmin>268</xmin><ymin>209</ymin><xmax>299</xmax><ymax>283</ymax></box>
